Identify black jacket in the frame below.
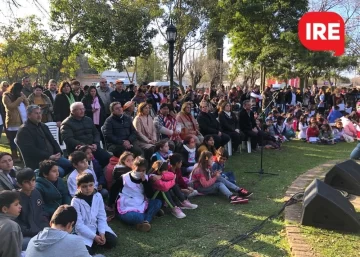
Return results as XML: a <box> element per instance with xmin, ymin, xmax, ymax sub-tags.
<box><xmin>197</xmin><ymin>111</ymin><xmax>221</xmax><ymax>135</ymax></box>
<box><xmin>218</xmin><ymin>111</ymin><xmax>239</xmax><ymax>133</ymax></box>
<box><xmin>110</xmin><ymin>90</ymin><xmax>131</xmax><ymax>106</ymax></box>
<box><xmin>17</xmin><ymin>120</ymin><xmax>62</xmax><ymax>170</ymax></box>
<box><xmin>43</xmin><ymin>90</ymin><xmax>56</xmax><ymax>104</ymax></box>
<box><xmin>285</xmin><ymin>90</ymin><xmax>292</xmax><ymax>105</ymax></box>
<box><xmin>16</xmin><ymin>189</ymin><xmax>49</xmax><ymax>237</ymax></box>
<box><xmin>81</xmin><ymin>95</ymin><xmax>106</xmax><ymax>127</ymax></box>
<box><xmin>61</xmin><ymin>115</ymin><xmax>100</xmax><ymax>154</ymax></box>
<box><xmin>102</xmin><ymin>114</ymin><xmax>138</xmax><ymax>149</ymax></box>
<box><xmin>53</xmin><ymin>93</ymin><xmax>74</xmax><ymax>122</ymax></box>
<box><xmin>238</xmin><ymin>109</ymin><xmax>256</xmax><ymax>132</ymax></box>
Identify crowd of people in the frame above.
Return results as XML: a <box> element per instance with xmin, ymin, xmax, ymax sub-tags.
<box><xmin>0</xmin><ymin>76</ymin><xmax>360</xmax><ymax>257</ymax></box>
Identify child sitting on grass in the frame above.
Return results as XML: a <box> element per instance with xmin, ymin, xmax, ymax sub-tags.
<box><xmin>71</xmin><ymin>173</ymin><xmax>117</xmax><ymax>255</ymax></box>
<box><xmin>179</xmin><ymin>136</ymin><xmax>197</xmax><ymax>176</ymax></box>
<box><xmin>78</xmin><ymin>146</ymin><xmax>108</xmax><ymax>198</ymax></box>
<box><xmin>150</xmin><ymin>140</ymin><xmax>173</xmax><ymax>164</ymax></box>
<box><xmin>168</xmin><ymin>153</ymin><xmax>199</xmax><ymax>198</ymax></box>
<box><xmin>332</xmin><ymin>119</ymin><xmax>345</xmax><ymax>142</ymax></box>
<box><xmin>104</xmin><ymin>148</ymin><xmax>122</xmax><ymax>190</ymax></box>
<box><xmin>306</xmin><ymin>121</ymin><xmax>320</xmax><ymax>143</ymax></box>
<box><xmin>26</xmin><ymin>205</ymin><xmax>103</xmax><ymax>257</ymax></box>
<box><xmin>67</xmin><ymin>151</ymin><xmax>98</xmax><ymax>197</ymax></box>
<box><xmin>212</xmin><ymin>147</ymin><xmax>238</xmax><ymax>184</ymax></box>
<box><xmin>115</xmin><ymin>157</ymin><xmax>162</xmax><ymax>232</ymax></box>
<box><xmin>190</xmin><ymin>151</ymin><xmax>251</xmax><ymax>204</ymax></box>
<box><xmin>16</xmin><ymin>168</ymin><xmax>49</xmax><ymax>250</ymax></box>
<box><xmin>197</xmin><ymin>135</ymin><xmax>216</xmax><ymax>159</ymax></box>
<box><xmin>319</xmin><ymin>124</ymin><xmax>334</xmax><ymax>144</ymax></box>
<box><xmin>149</xmin><ymin>161</ymin><xmax>197</xmax><ymax>219</ymax></box>
<box><xmin>0</xmin><ymin>190</ymin><xmax>23</xmax><ymax>257</ymax></box>
<box><xmin>36</xmin><ymin>160</ymin><xmax>71</xmax><ymax>218</ymax></box>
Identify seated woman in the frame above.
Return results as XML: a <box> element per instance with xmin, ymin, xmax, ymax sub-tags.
<box><xmin>115</xmin><ymin>157</ymin><xmax>162</xmax><ymax>232</ymax></box>
<box><xmin>176</xmin><ymin>102</ymin><xmax>203</xmax><ymax>145</ymax></box>
<box><xmin>218</xmin><ymin>102</ymin><xmax>244</xmax><ymax>153</ymax></box>
<box><xmin>27</xmin><ymin>85</ymin><xmax>53</xmax><ymax>123</ymax></box>
<box><xmin>154</xmin><ymin>103</ymin><xmax>182</xmax><ymax>151</ymax></box>
<box><xmin>133</xmin><ymin>102</ymin><xmax>157</xmax><ymax>160</ymax></box>
<box><xmin>0</xmin><ymin>152</ymin><xmax>20</xmax><ymax>191</ymax></box>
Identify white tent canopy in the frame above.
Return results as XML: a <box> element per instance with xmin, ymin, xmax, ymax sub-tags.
<box><xmin>148</xmin><ymin>80</ymin><xmax>187</xmax><ymax>90</ymax></box>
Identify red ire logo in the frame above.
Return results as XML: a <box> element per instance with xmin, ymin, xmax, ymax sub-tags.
<box><xmin>298</xmin><ymin>12</ymin><xmax>345</xmax><ymax>56</ymax></box>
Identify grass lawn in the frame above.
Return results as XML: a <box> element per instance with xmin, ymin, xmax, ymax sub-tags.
<box><xmin>2</xmin><ymin>137</ymin><xmax>358</xmax><ymax>256</ymax></box>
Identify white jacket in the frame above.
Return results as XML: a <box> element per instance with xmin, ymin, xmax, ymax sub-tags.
<box><xmin>67</xmin><ymin>169</ymin><xmax>98</xmax><ymax>197</ymax></box>
<box><xmin>71</xmin><ymin>192</ymin><xmax>116</xmax><ymax>247</ymax></box>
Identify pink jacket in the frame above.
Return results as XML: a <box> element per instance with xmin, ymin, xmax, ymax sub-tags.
<box><xmin>341</xmin><ymin>117</ymin><xmax>357</xmax><ymax>137</ymax></box>
<box><xmin>151</xmin><ymin>172</ymin><xmax>175</xmax><ymax>192</ymax></box>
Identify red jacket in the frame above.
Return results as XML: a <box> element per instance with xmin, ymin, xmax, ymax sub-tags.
<box><xmin>306</xmin><ymin>127</ymin><xmax>319</xmax><ymax>141</ymax></box>
<box><xmin>105</xmin><ymin>156</ymin><xmax>119</xmax><ymax>190</ymax></box>
<box><xmin>168</xmin><ymin>166</ymin><xmax>187</xmax><ymax>189</ymax></box>
<box><xmin>151</xmin><ymin>172</ymin><xmax>175</xmax><ymax>192</ymax></box>
<box><xmin>191</xmin><ymin>167</ymin><xmax>217</xmax><ymax>190</ymax></box>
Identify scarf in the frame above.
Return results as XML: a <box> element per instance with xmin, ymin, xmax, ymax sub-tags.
<box><xmin>162</xmin><ymin>114</ymin><xmax>181</xmax><ymax>141</ymax></box>
<box><xmin>65</xmin><ymin>93</ymin><xmax>75</xmax><ymax>105</ymax></box>
<box><xmin>91</xmin><ymin>96</ymin><xmax>101</xmax><ymax>125</ymax></box>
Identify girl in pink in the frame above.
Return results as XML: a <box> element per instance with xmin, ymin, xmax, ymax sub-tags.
<box><xmin>149</xmin><ymin>161</ymin><xmax>197</xmax><ymax>219</ymax></box>
<box><xmin>191</xmin><ymin>151</ymin><xmax>250</xmax><ymax>204</ymax></box>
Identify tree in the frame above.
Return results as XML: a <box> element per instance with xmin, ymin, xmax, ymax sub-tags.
<box><xmin>204</xmin><ymin>59</ymin><xmax>229</xmax><ymax>86</ymax></box>
<box><xmin>217</xmin><ymin>0</ymin><xmax>308</xmax><ymax>90</ymax></box>
<box><xmin>136</xmin><ymin>52</ymin><xmax>167</xmax><ymax>84</ymax></box>
<box><xmin>187</xmin><ymin>53</ymin><xmax>206</xmax><ymax>87</ymax></box>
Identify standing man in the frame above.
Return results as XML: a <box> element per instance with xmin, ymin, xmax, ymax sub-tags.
<box><xmin>44</xmin><ymin>79</ymin><xmax>58</xmax><ymax>104</ymax></box>
<box><xmin>21</xmin><ymin>76</ymin><xmax>33</xmax><ymax>97</ymax></box>
<box><xmin>110</xmin><ymin>80</ymin><xmax>130</xmax><ymax>106</ymax></box>
<box><xmin>71</xmin><ymin>80</ymin><xmax>84</xmax><ymax>102</ymax></box>
<box><xmin>97</xmin><ymin>78</ymin><xmax>113</xmax><ymax>116</ymax></box>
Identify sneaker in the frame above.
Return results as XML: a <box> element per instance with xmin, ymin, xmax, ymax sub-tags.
<box><xmin>238</xmin><ymin>188</ymin><xmax>253</xmax><ymax>198</ymax></box>
<box><xmin>171</xmin><ymin>207</ymin><xmax>186</xmax><ymax>218</ymax></box>
<box><xmin>156</xmin><ymin>208</ymin><xmax>165</xmax><ymax>217</ymax></box>
<box><xmin>229</xmin><ymin>195</ymin><xmax>249</xmax><ymax>204</ymax></box>
<box><xmin>180</xmin><ymin>200</ymin><xmax>198</xmax><ymax>210</ymax></box>
<box><xmin>188</xmin><ymin>190</ymin><xmax>200</xmax><ymax>198</ymax></box>
<box><xmin>136</xmin><ymin>221</ymin><xmax>151</xmax><ymax>232</ymax></box>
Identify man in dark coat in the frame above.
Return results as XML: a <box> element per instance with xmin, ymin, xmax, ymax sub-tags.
<box><xmin>197</xmin><ymin>101</ymin><xmax>230</xmax><ymax>148</ymax></box>
<box><xmin>238</xmin><ymin>100</ymin><xmax>262</xmax><ymax>151</ymax></box>
<box><xmin>61</xmin><ymin>102</ymin><xmax>111</xmax><ymax>167</ymax></box>
<box><xmin>102</xmin><ymin>102</ymin><xmax>142</xmax><ymax>157</ymax></box>
<box><xmin>16</xmin><ymin>105</ymin><xmax>73</xmax><ymax>176</ymax></box>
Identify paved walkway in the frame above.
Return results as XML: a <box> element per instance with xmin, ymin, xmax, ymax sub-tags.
<box><xmin>284</xmin><ymin>160</ymin><xmax>360</xmax><ymax>257</ymax></box>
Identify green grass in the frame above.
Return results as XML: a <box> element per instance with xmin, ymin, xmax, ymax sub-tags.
<box><xmin>3</xmin><ymin>136</ymin><xmax>358</xmax><ymax>256</ymax></box>
<box><xmin>102</xmin><ymin>141</ymin><xmax>356</xmax><ymax>257</ymax></box>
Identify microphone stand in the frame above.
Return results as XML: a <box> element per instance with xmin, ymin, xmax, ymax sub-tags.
<box><xmin>245</xmin><ymin>90</ymin><xmax>279</xmax><ymax>178</ymax></box>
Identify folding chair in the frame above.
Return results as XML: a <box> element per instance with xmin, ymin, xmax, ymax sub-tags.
<box><xmin>14</xmin><ymin>137</ymin><xmax>27</xmax><ymax>167</ymax></box>
<box><xmin>45</xmin><ymin>122</ymin><xmax>66</xmax><ymax>151</ymax></box>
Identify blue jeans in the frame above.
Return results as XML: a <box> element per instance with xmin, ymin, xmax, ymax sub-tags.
<box><xmin>56</xmin><ymin>157</ymin><xmax>73</xmax><ymax>177</ymax></box>
<box><xmin>117</xmin><ymin>199</ymin><xmax>162</xmax><ymax>225</ymax></box>
<box><xmin>350</xmin><ymin>142</ymin><xmax>360</xmax><ymax>160</ymax></box>
<box><xmin>197</xmin><ymin>176</ymin><xmax>240</xmax><ymax>198</ymax></box>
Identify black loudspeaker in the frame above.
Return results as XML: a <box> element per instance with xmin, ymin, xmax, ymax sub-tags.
<box><xmin>301</xmin><ymin>179</ymin><xmax>360</xmax><ymax>232</ymax></box>
<box><xmin>324</xmin><ymin>159</ymin><xmax>360</xmax><ymax>196</ymax></box>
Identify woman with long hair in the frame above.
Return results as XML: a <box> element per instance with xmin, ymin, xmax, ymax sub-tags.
<box><xmin>146</xmin><ymin>86</ymin><xmax>161</xmax><ymax>113</ymax></box>
<box><xmin>218</xmin><ymin>101</ymin><xmax>244</xmax><ymax>153</ymax></box>
<box><xmin>81</xmin><ymin>85</ymin><xmax>106</xmax><ymax>131</ymax></box>
<box><xmin>133</xmin><ymin>102</ymin><xmax>157</xmax><ymax>159</ymax></box>
<box><xmin>2</xmin><ymin>82</ymin><xmax>29</xmax><ymax>160</ymax></box>
<box><xmin>53</xmin><ymin>81</ymin><xmax>75</xmax><ymax>126</ymax></box>
<box><xmin>176</xmin><ymin>101</ymin><xmax>203</xmax><ymax>144</ymax></box>
<box><xmin>28</xmin><ymin>85</ymin><xmax>53</xmax><ymax>122</ymax></box>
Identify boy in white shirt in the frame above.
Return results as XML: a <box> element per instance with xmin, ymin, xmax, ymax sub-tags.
<box><xmin>67</xmin><ymin>151</ymin><xmax>98</xmax><ymax>197</ymax></box>
<box><xmin>71</xmin><ymin>173</ymin><xmax>117</xmax><ymax>255</ymax></box>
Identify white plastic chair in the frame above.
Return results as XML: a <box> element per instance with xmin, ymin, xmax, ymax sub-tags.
<box><xmin>226</xmin><ymin>140</ymin><xmax>233</xmax><ymax>156</ymax></box>
<box><xmin>14</xmin><ymin>137</ymin><xmax>27</xmax><ymax>167</ymax></box>
<box><xmin>45</xmin><ymin>122</ymin><xmax>66</xmax><ymax>151</ymax></box>
<box><xmin>241</xmin><ymin>138</ymin><xmax>252</xmax><ymax>153</ymax></box>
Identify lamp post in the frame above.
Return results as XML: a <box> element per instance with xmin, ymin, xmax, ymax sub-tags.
<box><xmin>166</xmin><ymin>22</ymin><xmax>177</xmax><ymax>102</ymax></box>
